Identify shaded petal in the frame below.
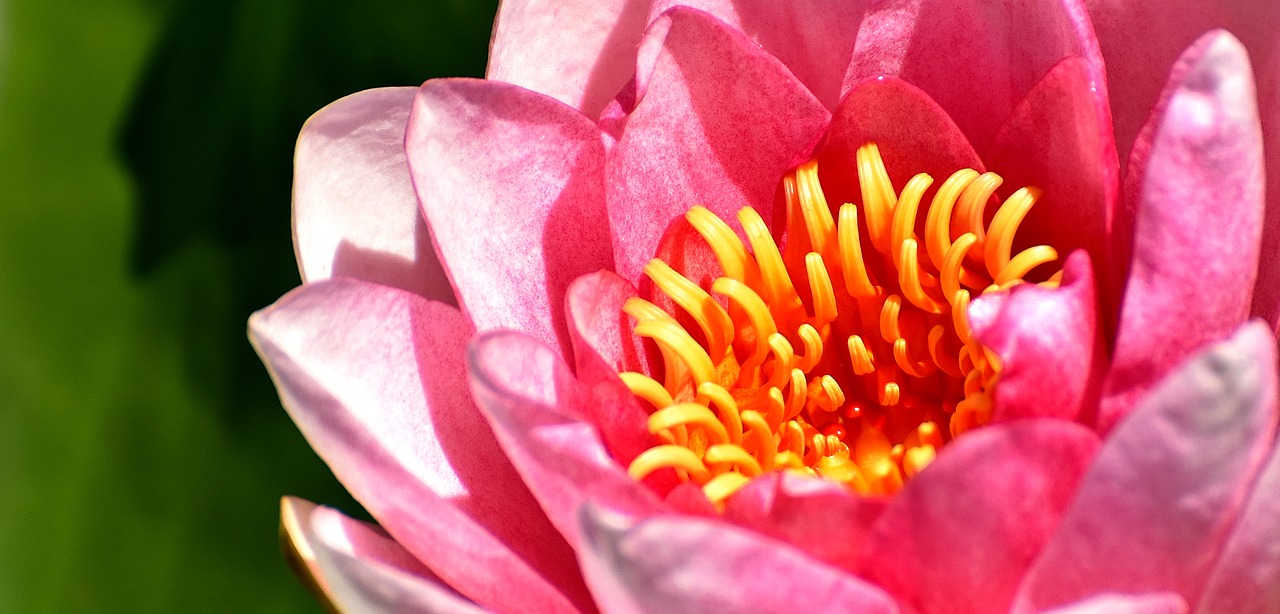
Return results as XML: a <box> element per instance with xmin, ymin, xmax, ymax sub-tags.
<box><xmin>1082</xmin><ymin>0</ymin><xmax>1279</xmax><ymax>164</ymax></box>
<box><xmin>1087</xmin><ymin>8</ymin><xmax>1280</xmax><ymax>332</ymax></box>
<box><xmin>249</xmin><ymin>280</ymin><xmax>588</xmax><ymax>613</ymax></box>
<box><xmin>647</xmin><ymin>0</ymin><xmax>867</xmax><ymax>108</ymax></box>
<box><xmin>1013</xmin><ymin>322</ymin><xmax>1279</xmax><ymax>612</ymax></box>
<box><xmin>969</xmin><ymin>251</ymin><xmax>1104</xmax><ymax>424</ymax></box>
<box><xmin>407</xmin><ymin>78</ymin><xmax>613</xmax><ymax>359</ymax></box>
<box><xmin>1100</xmin><ymin>31</ymin><xmax>1265</xmax><ymax>433</ymax></box>
<box><xmin>281</xmin><ymin>497</ymin><xmax>487</xmax><ymax>614</ymax></box>
<box><xmin>488</xmin><ymin>0</ymin><xmax>653</xmax><ymax>120</ymax></box>
<box><xmin>1196</xmin><ymin>430</ymin><xmax>1280</xmax><ymax>612</ymax></box>
<box><xmin>293</xmin><ymin>87</ymin><xmax>453</xmax><ymax>303</ymax></box>
<box><xmin>1042</xmin><ymin>593</ymin><xmax>1188</xmax><ymax>614</ymax></box>
<box><xmin>468</xmin><ymin>330</ymin><xmax>665</xmax><ymax>549</ymax></box>
<box><xmin>603</xmin><ymin>6</ymin><xmax>830</xmax><ymax>283</ymax></box>
<box><xmin>816</xmin><ymin>76</ymin><xmax>984</xmax><ymax>215</ymax></box>
<box><xmin>722</xmin><ymin>472</ymin><xmax>887</xmax><ymax>575</ymax></box>
<box><xmin>846</xmin><ymin>0</ymin><xmax>1104</xmax><ymax>151</ymax></box>
<box><xmin>857</xmin><ymin>420</ymin><xmax>1100</xmax><ymax>614</ymax></box>
<box><xmin>577</xmin><ymin>504</ymin><xmax>902</xmax><ymax>613</ymax></box>
<box><xmin>564</xmin><ymin>271</ymin><xmax>656</xmax><ymax>466</ymax></box>
<box><xmin>984</xmin><ymin>57</ymin><xmax>1120</xmax><ymax>326</ymax></box>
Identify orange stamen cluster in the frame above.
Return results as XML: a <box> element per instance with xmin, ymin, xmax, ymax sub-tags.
<box><xmin>622</xmin><ymin>143</ymin><xmax>1061</xmax><ymax>505</ymax></box>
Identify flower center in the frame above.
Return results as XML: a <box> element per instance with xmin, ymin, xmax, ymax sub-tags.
<box><xmin>621</xmin><ymin>143</ymin><xmax>1061</xmax><ymax>505</ymax></box>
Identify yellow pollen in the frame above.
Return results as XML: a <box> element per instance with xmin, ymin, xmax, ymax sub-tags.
<box><xmin>621</xmin><ymin>143</ymin><xmax>1060</xmax><ymax>506</ymax></box>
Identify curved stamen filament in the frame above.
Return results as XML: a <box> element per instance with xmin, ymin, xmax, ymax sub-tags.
<box><xmin>622</xmin><ymin>142</ymin><xmax>1059</xmax><ymax>504</ymax></box>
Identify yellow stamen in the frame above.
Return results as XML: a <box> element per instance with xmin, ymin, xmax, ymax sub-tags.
<box><xmin>621</xmin><ymin>142</ymin><xmax>1060</xmax><ymax>503</ymax></box>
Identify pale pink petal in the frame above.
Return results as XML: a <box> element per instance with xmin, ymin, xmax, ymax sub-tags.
<box><xmin>602</xmin><ymin>6</ymin><xmax>830</xmax><ymax>283</ymax></box>
<box><xmin>1013</xmin><ymin>322</ymin><xmax>1279</xmax><ymax>612</ymax></box>
<box><xmin>1040</xmin><ymin>593</ymin><xmax>1188</xmax><ymax>614</ymax></box>
<box><xmin>1196</xmin><ymin>432</ymin><xmax>1280</xmax><ymax>612</ymax></box>
<box><xmin>576</xmin><ymin>504</ymin><xmax>902</xmax><ymax>613</ymax></box>
<box><xmin>722</xmin><ymin>472</ymin><xmax>887</xmax><ymax>575</ymax></box>
<box><xmin>1099</xmin><ymin>31</ymin><xmax>1265</xmax><ymax>433</ymax></box>
<box><xmin>249</xmin><ymin>280</ymin><xmax>588</xmax><ymax>613</ymax></box>
<box><xmin>846</xmin><ymin>0</ymin><xmax>1105</xmax><ymax>151</ymax></box>
<box><xmin>281</xmin><ymin>497</ymin><xmax>487</xmax><ymax>614</ymax></box>
<box><xmin>293</xmin><ymin>87</ymin><xmax>453</xmax><ymax>303</ymax></box>
<box><xmin>564</xmin><ymin>271</ymin><xmax>659</xmax><ymax>467</ymax></box>
<box><xmin>406</xmin><ymin>78</ymin><xmax>613</xmax><ymax>359</ymax></box>
<box><xmin>857</xmin><ymin>420</ymin><xmax>1100</xmax><ymax>614</ymax></box>
<box><xmin>467</xmin><ymin>330</ymin><xmax>665</xmax><ymax>549</ymax></box>
<box><xmin>969</xmin><ymin>251</ymin><xmax>1104</xmax><ymax>424</ymax></box>
<box><xmin>984</xmin><ymin>57</ymin><xmax>1121</xmax><ymax>325</ymax></box>
<box><xmin>816</xmin><ymin>75</ymin><xmax>984</xmax><ymax>214</ymax></box>
<box><xmin>646</xmin><ymin>0</ymin><xmax>867</xmax><ymax>108</ymax></box>
<box><xmin>487</xmin><ymin>0</ymin><xmax>653</xmax><ymax>120</ymax></box>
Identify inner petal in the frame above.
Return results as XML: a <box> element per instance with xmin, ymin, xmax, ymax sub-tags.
<box><xmin>622</xmin><ymin>142</ymin><xmax>1062</xmax><ymax>505</ymax></box>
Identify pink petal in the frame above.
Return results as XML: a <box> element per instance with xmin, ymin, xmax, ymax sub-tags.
<box><xmin>487</xmin><ymin>0</ymin><xmax>653</xmax><ymax>120</ymax></box>
<box><xmin>249</xmin><ymin>280</ymin><xmax>588</xmax><ymax>613</ymax></box>
<box><xmin>969</xmin><ymin>251</ymin><xmax>1105</xmax><ymax>424</ymax></box>
<box><xmin>984</xmin><ymin>57</ymin><xmax>1121</xmax><ymax>328</ymax></box>
<box><xmin>845</xmin><ymin>0</ymin><xmax>1105</xmax><ymax>152</ymax></box>
<box><xmin>292</xmin><ymin>87</ymin><xmax>453</xmax><ymax>303</ymax></box>
<box><xmin>1086</xmin><ymin>1</ymin><xmax>1280</xmax><ymax>331</ymax></box>
<box><xmin>646</xmin><ymin>0</ymin><xmax>867</xmax><ymax>108</ymax></box>
<box><xmin>576</xmin><ymin>504</ymin><xmax>902</xmax><ymax>613</ymax></box>
<box><xmin>1012</xmin><ymin>322</ymin><xmax>1279</xmax><ymax>612</ymax></box>
<box><xmin>1041</xmin><ymin>593</ymin><xmax>1188</xmax><ymax>614</ymax></box>
<box><xmin>406</xmin><ymin>78</ymin><xmax>613</xmax><ymax>359</ymax></box>
<box><xmin>467</xmin><ymin>330</ymin><xmax>665</xmax><ymax>549</ymax></box>
<box><xmin>564</xmin><ymin>271</ymin><xmax>659</xmax><ymax>467</ymax></box>
<box><xmin>602</xmin><ymin>6</ymin><xmax>831</xmax><ymax>283</ymax></box>
<box><xmin>816</xmin><ymin>76</ymin><xmax>984</xmax><ymax>215</ymax></box>
<box><xmin>722</xmin><ymin>472</ymin><xmax>887</xmax><ymax>575</ymax></box>
<box><xmin>1196</xmin><ymin>429</ymin><xmax>1280</xmax><ymax>612</ymax></box>
<box><xmin>1082</xmin><ymin>0</ymin><xmax>1278</xmax><ymax>165</ymax></box>
<box><xmin>1099</xmin><ymin>31</ymin><xmax>1265</xmax><ymax>433</ymax></box>
<box><xmin>857</xmin><ymin>420</ymin><xmax>1100</xmax><ymax>614</ymax></box>
<box><xmin>281</xmin><ymin>497</ymin><xmax>487</xmax><ymax>613</ymax></box>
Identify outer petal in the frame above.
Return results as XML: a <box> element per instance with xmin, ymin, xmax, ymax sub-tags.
<box><xmin>487</xmin><ymin>0</ymin><xmax>653</xmax><ymax>120</ymax></box>
<box><xmin>968</xmin><ymin>251</ymin><xmax>1104</xmax><ymax>424</ymax></box>
<box><xmin>856</xmin><ymin>420</ymin><xmax>1100</xmax><ymax>614</ymax></box>
<box><xmin>722</xmin><ymin>472</ymin><xmax>887</xmax><ymax>575</ymax></box>
<box><xmin>646</xmin><ymin>0</ymin><xmax>867</xmax><ymax>109</ymax></box>
<box><xmin>293</xmin><ymin>87</ymin><xmax>453</xmax><ymax>303</ymax></box>
<box><xmin>845</xmin><ymin>0</ymin><xmax>1105</xmax><ymax>151</ymax></box>
<box><xmin>1084</xmin><ymin>1</ymin><xmax>1280</xmax><ymax>331</ymax></box>
<box><xmin>249</xmin><ymin>280</ymin><xmax>588</xmax><ymax>613</ymax></box>
<box><xmin>603</xmin><ymin>6</ymin><xmax>831</xmax><ymax>283</ymax></box>
<box><xmin>467</xmin><ymin>330</ymin><xmax>665</xmax><ymax>550</ymax></box>
<box><xmin>1196</xmin><ymin>429</ymin><xmax>1280</xmax><ymax>612</ymax></box>
<box><xmin>280</xmin><ymin>497</ymin><xmax>487</xmax><ymax>614</ymax></box>
<box><xmin>1082</xmin><ymin>0</ymin><xmax>1279</xmax><ymax>164</ymax></box>
<box><xmin>984</xmin><ymin>57</ymin><xmax>1120</xmax><ymax>326</ymax></box>
<box><xmin>576</xmin><ymin>505</ymin><xmax>902</xmax><ymax>614</ymax></box>
<box><xmin>1013</xmin><ymin>322</ymin><xmax>1279</xmax><ymax>612</ymax></box>
<box><xmin>1042</xmin><ymin>593</ymin><xmax>1188</xmax><ymax>614</ymax></box>
<box><xmin>816</xmin><ymin>76</ymin><xmax>984</xmax><ymax>216</ymax></box>
<box><xmin>407</xmin><ymin>78</ymin><xmax>613</xmax><ymax>359</ymax></box>
<box><xmin>1099</xmin><ymin>32</ymin><xmax>1265</xmax><ymax>433</ymax></box>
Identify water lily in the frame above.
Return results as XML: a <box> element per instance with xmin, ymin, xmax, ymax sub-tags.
<box><xmin>251</xmin><ymin>1</ymin><xmax>1280</xmax><ymax>612</ymax></box>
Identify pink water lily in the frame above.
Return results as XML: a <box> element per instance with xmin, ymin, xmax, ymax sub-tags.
<box><xmin>250</xmin><ymin>1</ymin><xmax>1280</xmax><ymax>612</ymax></box>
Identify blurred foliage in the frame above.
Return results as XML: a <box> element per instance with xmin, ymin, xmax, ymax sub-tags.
<box><xmin>0</xmin><ymin>0</ymin><xmax>495</xmax><ymax>611</ymax></box>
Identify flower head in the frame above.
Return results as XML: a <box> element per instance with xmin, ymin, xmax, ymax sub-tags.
<box><xmin>252</xmin><ymin>1</ymin><xmax>1280</xmax><ymax>612</ymax></box>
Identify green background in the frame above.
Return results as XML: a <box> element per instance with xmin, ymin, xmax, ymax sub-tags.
<box><xmin>0</xmin><ymin>0</ymin><xmax>496</xmax><ymax>610</ymax></box>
